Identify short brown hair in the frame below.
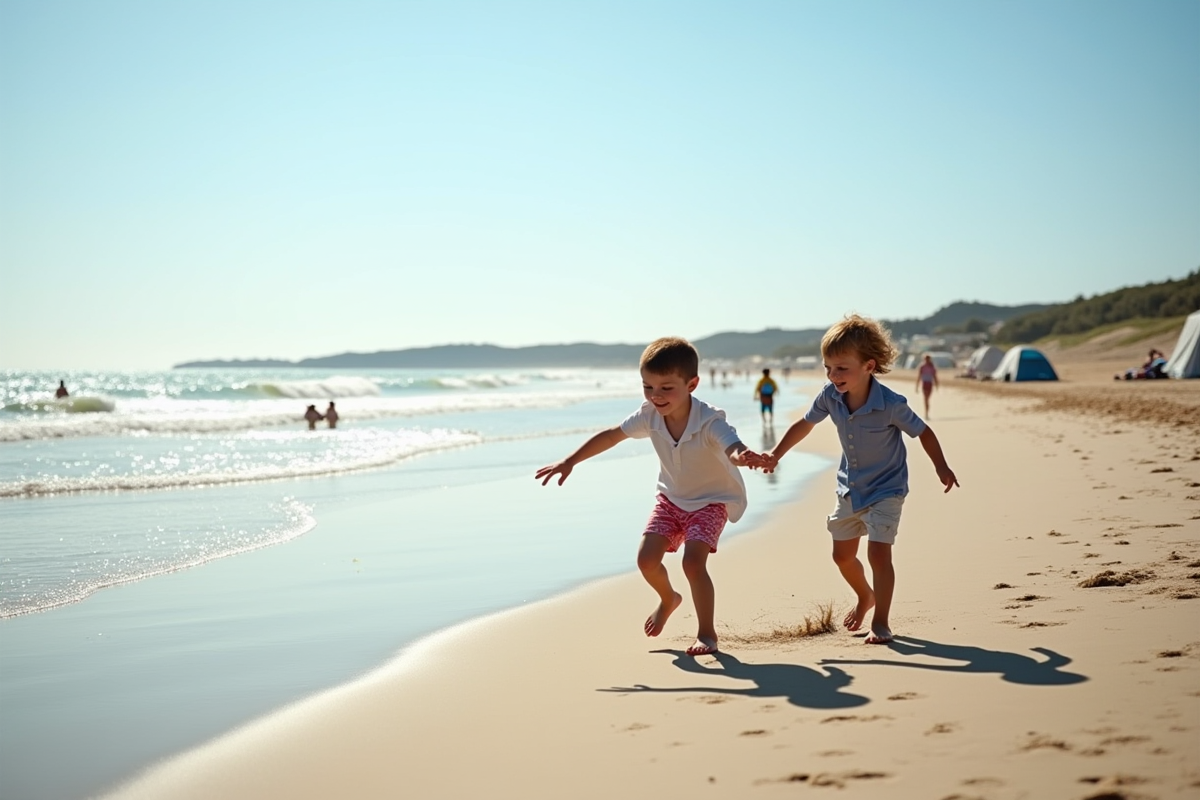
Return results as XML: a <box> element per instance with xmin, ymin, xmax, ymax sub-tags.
<box><xmin>821</xmin><ymin>314</ymin><xmax>898</xmax><ymax>374</ymax></box>
<box><xmin>640</xmin><ymin>337</ymin><xmax>699</xmax><ymax>379</ymax></box>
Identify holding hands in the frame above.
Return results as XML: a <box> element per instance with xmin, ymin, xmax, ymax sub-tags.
<box><xmin>729</xmin><ymin>448</ymin><xmax>768</xmax><ymax>470</ymax></box>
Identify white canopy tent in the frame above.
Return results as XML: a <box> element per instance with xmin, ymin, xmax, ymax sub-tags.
<box><xmin>965</xmin><ymin>345</ymin><xmax>1004</xmax><ymax>377</ymax></box>
<box><xmin>925</xmin><ymin>351</ymin><xmax>956</xmax><ymax>369</ymax></box>
<box><xmin>1165</xmin><ymin>310</ymin><xmax>1200</xmax><ymax>379</ymax></box>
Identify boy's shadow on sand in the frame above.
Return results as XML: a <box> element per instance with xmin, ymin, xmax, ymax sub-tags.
<box><xmin>599</xmin><ymin>649</ymin><xmax>869</xmax><ymax>709</ymax></box>
<box><xmin>820</xmin><ymin>635</ymin><xmax>1088</xmax><ymax>686</ymax></box>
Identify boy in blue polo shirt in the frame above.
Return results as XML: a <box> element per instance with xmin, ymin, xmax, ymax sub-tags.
<box><xmin>762</xmin><ymin>315</ymin><xmax>958</xmax><ymax>644</ymax></box>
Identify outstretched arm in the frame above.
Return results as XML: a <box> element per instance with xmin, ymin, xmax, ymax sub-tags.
<box><xmin>535</xmin><ymin>426</ymin><xmax>628</xmax><ymax>485</ymax></box>
<box><xmin>918</xmin><ymin>426</ymin><xmax>959</xmax><ymax>492</ymax></box>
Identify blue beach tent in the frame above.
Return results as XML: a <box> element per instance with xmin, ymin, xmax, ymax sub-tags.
<box><xmin>990</xmin><ymin>346</ymin><xmax>1058</xmax><ymax>382</ymax></box>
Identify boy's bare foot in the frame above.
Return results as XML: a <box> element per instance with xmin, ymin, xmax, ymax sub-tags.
<box><xmin>843</xmin><ymin>593</ymin><xmax>875</xmax><ymax>631</ymax></box>
<box><xmin>644</xmin><ymin>592</ymin><xmax>682</xmax><ymax>637</ymax></box>
<box><xmin>686</xmin><ymin>636</ymin><xmax>719</xmax><ymax>656</ymax></box>
<box><xmin>865</xmin><ymin>624</ymin><xmax>893</xmax><ymax>644</ymax></box>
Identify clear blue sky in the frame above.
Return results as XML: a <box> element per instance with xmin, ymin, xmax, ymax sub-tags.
<box><xmin>2</xmin><ymin>0</ymin><xmax>1197</xmax><ymax>369</ymax></box>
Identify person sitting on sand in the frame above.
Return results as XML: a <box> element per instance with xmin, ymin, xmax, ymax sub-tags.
<box><xmin>760</xmin><ymin>315</ymin><xmax>958</xmax><ymax>645</ymax></box>
<box><xmin>536</xmin><ymin>337</ymin><xmax>766</xmax><ymax>656</ymax></box>
<box><xmin>1115</xmin><ymin>348</ymin><xmax>1168</xmax><ymax>380</ymax></box>
<box><xmin>916</xmin><ymin>354</ymin><xmax>938</xmax><ymax>418</ymax></box>
<box><xmin>304</xmin><ymin>404</ymin><xmax>323</xmax><ymax>431</ymax></box>
<box><xmin>325</xmin><ymin>402</ymin><xmax>339</xmax><ymax>429</ymax></box>
<box><xmin>55</xmin><ymin>380</ymin><xmax>69</xmax><ymax>399</ymax></box>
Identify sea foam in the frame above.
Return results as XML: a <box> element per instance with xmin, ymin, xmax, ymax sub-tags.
<box><xmin>0</xmin><ymin>427</ymin><xmax>481</xmax><ymax>498</ymax></box>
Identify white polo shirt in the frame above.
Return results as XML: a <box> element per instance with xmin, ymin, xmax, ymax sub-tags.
<box><xmin>620</xmin><ymin>397</ymin><xmax>748</xmax><ymax>523</ymax></box>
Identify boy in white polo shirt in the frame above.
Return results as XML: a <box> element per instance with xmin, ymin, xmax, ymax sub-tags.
<box><xmin>536</xmin><ymin>337</ymin><xmax>764</xmax><ymax>656</ymax></box>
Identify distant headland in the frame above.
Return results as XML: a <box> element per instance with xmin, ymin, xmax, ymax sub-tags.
<box><xmin>174</xmin><ymin>302</ymin><xmax>1049</xmax><ymax>369</ymax></box>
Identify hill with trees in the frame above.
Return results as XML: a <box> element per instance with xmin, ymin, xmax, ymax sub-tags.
<box><xmin>885</xmin><ymin>301</ymin><xmax>1051</xmax><ymax>338</ymax></box>
<box><xmin>994</xmin><ymin>271</ymin><xmax>1199</xmax><ymax>344</ymax></box>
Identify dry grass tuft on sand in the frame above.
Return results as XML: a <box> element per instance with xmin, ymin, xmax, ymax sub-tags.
<box><xmin>722</xmin><ymin>602</ymin><xmax>839</xmax><ymax>645</ymax></box>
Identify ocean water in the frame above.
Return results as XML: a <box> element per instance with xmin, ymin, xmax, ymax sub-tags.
<box><xmin>0</xmin><ymin>367</ymin><xmax>829</xmax><ymax>800</ymax></box>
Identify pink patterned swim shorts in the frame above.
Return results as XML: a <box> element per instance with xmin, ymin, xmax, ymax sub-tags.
<box><xmin>643</xmin><ymin>494</ymin><xmax>729</xmax><ymax>553</ymax></box>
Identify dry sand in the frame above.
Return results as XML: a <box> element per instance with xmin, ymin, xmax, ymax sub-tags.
<box><xmin>105</xmin><ymin>354</ymin><xmax>1200</xmax><ymax>800</ymax></box>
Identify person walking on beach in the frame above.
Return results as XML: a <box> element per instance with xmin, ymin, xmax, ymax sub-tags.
<box><xmin>761</xmin><ymin>315</ymin><xmax>958</xmax><ymax>645</ymax></box>
<box><xmin>324</xmin><ymin>402</ymin><xmax>339</xmax><ymax>429</ymax></box>
<box><xmin>304</xmin><ymin>404</ymin><xmax>323</xmax><ymax>430</ymax></box>
<box><xmin>55</xmin><ymin>380</ymin><xmax>69</xmax><ymax>399</ymax></box>
<box><xmin>753</xmin><ymin>368</ymin><xmax>778</xmax><ymax>424</ymax></box>
<box><xmin>916</xmin><ymin>354</ymin><xmax>938</xmax><ymax>418</ymax></box>
<box><xmin>536</xmin><ymin>337</ymin><xmax>765</xmax><ymax>656</ymax></box>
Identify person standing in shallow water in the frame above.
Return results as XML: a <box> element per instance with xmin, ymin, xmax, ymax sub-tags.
<box><xmin>753</xmin><ymin>368</ymin><xmax>778</xmax><ymax>424</ymax></box>
<box><xmin>55</xmin><ymin>380</ymin><xmax>69</xmax><ymax>399</ymax></box>
<box><xmin>304</xmin><ymin>405</ymin><xmax>323</xmax><ymax>430</ymax></box>
<box><xmin>325</xmin><ymin>402</ymin><xmax>339</xmax><ymax>429</ymax></box>
<box><xmin>916</xmin><ymin>354</ymin><xmax>938</xmax><ymax>419</ymax></box>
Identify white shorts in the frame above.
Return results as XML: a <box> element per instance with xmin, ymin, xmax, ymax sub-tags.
<box><xmin>826</xmin><ymin>495</ymin><xmax>905</xmax><ymax>544</ymax></box>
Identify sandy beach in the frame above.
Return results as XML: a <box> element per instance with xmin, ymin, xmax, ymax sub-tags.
<box><xmin>104</xmin><ymin>349</ymin><xmax>1200</xmax><ymax>799</ymax></box>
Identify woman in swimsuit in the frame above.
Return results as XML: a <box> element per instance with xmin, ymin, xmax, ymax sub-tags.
<box><xmin>916</xmin><ymin>354</ymin><xmax>938</xmax><ymax>418</ymax></box>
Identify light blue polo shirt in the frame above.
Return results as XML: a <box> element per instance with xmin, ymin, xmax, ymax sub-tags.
<box><xmin>803</xmin><ymin>377</ymin><xmax>927</xmax><ymax>511</ymax></box>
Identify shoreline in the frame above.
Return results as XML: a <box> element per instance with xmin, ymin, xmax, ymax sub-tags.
<box><xmin>1</xmin><ymin>381</ymin><xmax>827</xmax><ymax>800</ymax></box>
<box><xmin>106</xmin><ymin>374</ymin><xmax>1200</xmax><ymax>799</ymax></box>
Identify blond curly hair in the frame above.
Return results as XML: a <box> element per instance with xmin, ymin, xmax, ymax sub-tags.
<box><xmin>821</xmin><ymin>314</ymin><xmax>898</xmax><ymax>374</ymax></box>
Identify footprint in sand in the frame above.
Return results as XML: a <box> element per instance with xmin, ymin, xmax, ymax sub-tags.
<box><xmin>760</xmin><ymin>771</ymin><xmax>890</xmax><ymax>788</ymax></box>
<box><xmin>887</xmin><ymin>691</ymin><xmax>922</xmax><ymax>701</ymax></box>
<box><xmin>1078</xmin><ymin>773</ymin><xmax>1150</xmax><ymax>792</ymax></box>
<box><xmin>811</xmin><ymin>771</ymin><xmax>889</xmax><ymax>788</ymax></box>
<box><xmin>1020</xmin><ymin>732</ymin><xmax>1072</xmax><ymax>752</ymax></box>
